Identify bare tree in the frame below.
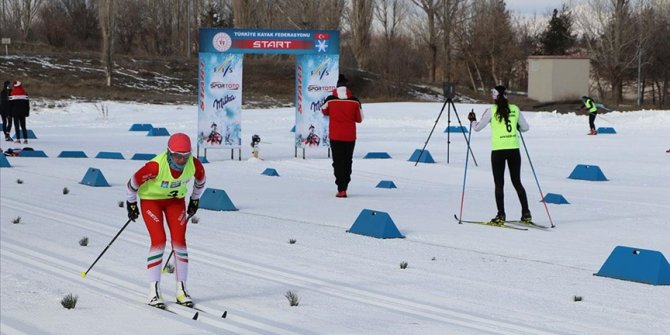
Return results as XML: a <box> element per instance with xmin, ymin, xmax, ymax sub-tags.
<box><xmin>411</xmin><ymin>0</ymin><xmax>441</xmax><ymax>82</ymax></box>
<box><xmin>374</xmin><ymin>0</ymin><xmax>408</xmax><ymax>75</ymax></box>
<box><xmin>232</xmin><ymin>0</ymin><xmax>256</xmax><ymax>28</ymax></box>
<box><xmin>436</xmin><ymin>0</ymin><xmax>465</xmax><ymax>83</ymax></box>
<box><xmin>576</xmin><ymin>0</ymin><xmax>640</xmax><ymax>104</ymax></box>
<box><xmin>99</xmin><ymin>0</ymin><xmax>114</xmax><ymax>87</ymax></box>
<box><xmin>347</xmin><ymin>0</ymin><xmax>375</xmax><ymax>70</ymax></box>
<box><xmin>8</xmin><ymin>0</ymin><xmax>44</xmax><ymax>39</ymax></box>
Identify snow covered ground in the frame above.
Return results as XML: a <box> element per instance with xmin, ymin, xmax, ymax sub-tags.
<box><xmin>1</xmin><ymin>100</ymin><xmax>669</xmax><ymax>335</ymax></box>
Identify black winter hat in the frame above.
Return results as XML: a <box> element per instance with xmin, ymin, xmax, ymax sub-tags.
<box><xmin>336</xmin><ymin>74</ymin><xmax>348</xmax><ymax>87</ymax></box>
<box><xmin>493</xmin><ymin>85</ymin><xmax>506</xmax><ymax>95</ymax></box>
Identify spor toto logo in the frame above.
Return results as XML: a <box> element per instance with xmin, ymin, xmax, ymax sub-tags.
<box><xmin>212</xmin><ymin>32</ymin><xmax>232</xmax><ymax>52</ymax></box>
<box><xmin>210</xmin><ymin>82</ymin><xmax>240</xmax><ymax>90</ymax></box>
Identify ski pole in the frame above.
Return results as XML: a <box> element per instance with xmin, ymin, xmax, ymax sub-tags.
<box><xmin>162</xmin><ymin>250</ymin><xmax>174</xmax><ymax>273</ymax></box>
<box><xmin>161</xmin><ymin>214</ymin><xmax>194</xmax><ymax>273</ymax></box>
<box><xmin>457</xmin><ymin>120</ymin><xmax>475</xmax><ymax>223</ymax></box>
<box><xmin>519</xmin><ymin>132</ymin><xmax>555</xmax><ymax>228</ymax></box>
<box><xmin>597</xmin><ymin>114</ymin><xmax>613</xmax><ymax>124</ymax></box>
<box><xmin>81</xmin><ymin>219</ymin><xmax>133</xmax><ymax>278</ymax></box>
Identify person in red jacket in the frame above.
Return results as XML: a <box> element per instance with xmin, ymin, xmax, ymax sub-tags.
<box><xmin>321</xmin><ymin>74</ymin><xmax>363</xmax><ymax>198</ymax></box>
<box><xmin>8</xmin><ymin>81</ymin><xmax>29</xmax><ymax>144</ymax></box>
<box><xmin>126</xmin><ymin>133</ymin><xmax>206</xmax><ymax>309</ymax></box>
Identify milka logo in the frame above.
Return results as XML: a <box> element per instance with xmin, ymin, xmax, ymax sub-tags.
<box><xmin>214</xmin><ymin>56</ymin><xmax>237</xmax><ymax>77</ymax></box>
<box><xmin>213</xmin><ymin>95</ymin><xmax>236</xmax><ymax>109</ymax></box>
<box><xmin>311</xmin><ymin>99</ymin><xmax>325</xmax><ymax>112</ymax></box>
<box><xmin>310</xmin><ymin>59</ymin><xmax>330</xmax><ymax>79</ymax></box>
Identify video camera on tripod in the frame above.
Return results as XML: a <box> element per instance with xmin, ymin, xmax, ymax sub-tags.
<box><xmin>414</xmin><ymin>82</ymin><xmax>477</xmax><ymax>166</ymax></box>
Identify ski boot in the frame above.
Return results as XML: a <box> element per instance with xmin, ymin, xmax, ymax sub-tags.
<box><xmin>147</xmin><ymin>281</ymin><xmax>165</xmax><ymax>309</ymax></box>
<box><xmin>520</xmin><ymin>212</ymin><xmax>533</xmax><ymax>224</ymax></box>
<box><xmin>176</xmin><ymin>281</ymin><xmax>193</xmax><ymax>308</ymax></box>
<box><xmin>489</xmin><ymin>214</ymin><xmax>506</xmax><ymax>226</ymax></box>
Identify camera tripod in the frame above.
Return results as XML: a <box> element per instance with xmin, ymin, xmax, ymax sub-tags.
<box><xmin>415</xmin><ymin>97</ymin><xmax>477</xmax><ymax>166</ymax></box>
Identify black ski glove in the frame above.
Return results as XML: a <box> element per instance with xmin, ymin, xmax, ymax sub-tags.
<box><xmin>187</xmin><ymin>199</ymin><xmax>199</xmax><ymax>216</ymax></box>
<box><xmin>126</xmin><ymin>201</ymin><xmax>139</xmax><ymax>221</ymax></box>
<box><xmin>467</xmin><ymin>111</ymin><xmax>477</xmax><ymax>122</ymax></box>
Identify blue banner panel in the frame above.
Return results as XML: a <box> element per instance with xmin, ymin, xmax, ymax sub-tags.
<box><xmin>198</xmin><ymin>53</ymin><xmax>243</xmax><ymax>148</ymax></box>
<box><xmin>199</xmin><ymin>28</ymin><xmax>339</xmax><ymax>55</ymax></box>
<box><xmin>295</xmin><ymin>54</ymin><xmax>338</xmax><ymax>148</ymax></box>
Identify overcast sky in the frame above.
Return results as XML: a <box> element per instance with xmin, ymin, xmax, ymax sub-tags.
<box><xmin>506</xmin><ymin>0</ymin><xmax>573</xmax><ymax>15</ymax></box>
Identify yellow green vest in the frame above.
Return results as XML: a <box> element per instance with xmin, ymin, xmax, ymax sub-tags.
<box><xmin>585</xmin><ymin>98</ymin><xmax>598</xmax><ymax>113</ymax></box>
<box><xmin>490</xmin><ymin>104</ymin><xmax>520</xmax><ymax>150</ymax></box>
<box><xmin>138</xmin><ymin>151</ymin><xmax>195</xmax><ymax>200</ymax></box>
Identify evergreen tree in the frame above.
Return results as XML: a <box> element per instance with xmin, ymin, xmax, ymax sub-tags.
<box><xmin>539</xmin><ymin>5</ymin><xmax>576</xmax><ymax>55</ymax></box>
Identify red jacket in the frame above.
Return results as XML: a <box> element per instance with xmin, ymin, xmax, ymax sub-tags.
<box><xmin>321</xmin><ymin>87</ymin><xmax>363</xmax><ymax>141</ymax></box>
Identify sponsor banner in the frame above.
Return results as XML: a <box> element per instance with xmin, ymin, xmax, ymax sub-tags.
<box><xmin>199</xmin><ymin>28</ymin><xmax>339</xmax><ymax>55</ymax></box>
<box><xmin>197</xmin><ymin>53</ymin><xmax>243</xmax><ymax>149</ymax></box>
<box><xmin>295</xmin><ymin>54</ymin><xmax>339</xmax><ymax>148</ymax></box>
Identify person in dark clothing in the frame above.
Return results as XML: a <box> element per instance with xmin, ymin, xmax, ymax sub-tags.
<box><xmin>8</xmin><ymin>81</ymin><xmax>30</xmax><ymax>144</ymax></box>
<box><xmin>321</xmin><ymin>74</ymin><xmax>363</xmax><ymax>198</ymax></box>
<box><xmin>468</xmin><ymin>85</ymin><xmax>532</xmax><ymax>225</ymax></box>
<box><xmin>0</xmin><ymin>81</ymin><xmax>12</xmax><ymax>141</ymax></box>
<box><xmin>579</xmin><ymin>96</ymin><xmax>599</xmax><ymax>135</ymax></box>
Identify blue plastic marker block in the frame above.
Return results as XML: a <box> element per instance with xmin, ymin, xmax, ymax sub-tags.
<box><xmin>198</xmin><ymin>156</ymin><xmax>209</xmax><ymax>164</ymax></box>
<box><xmin>347</xmin><ymin>209</ymin><xmax>404</xmax><ymax>239</ymax></box>
<box><xmin>597</xmin><ymin>127</ymin><xmax>616</xmax><ymax>134</ymax></box>
<box><xmin>58</xmin><ymin>151</ymin><xmax>88</xmax><ymax>158</ymax></box>
<box><xmin>95</xmin><ymin>152</ymin><xmax>125</xmax><ymax>160</ymax></box>
<box><xmin>595</xmin><ymin>246</ymin><xmax>670</xmax><ymax>285</ymax></box>
<box><xmin>0</xmin><ymin>155</ymin><xmax>11</xmax><ymax>168</ymax></box>
<box><xmin>541</xmin><ymin>193</ymin><xmax>569</xmax><ymax>204</ymax></box>
<box><xmin>444</xmin><ymin>125</ymin><xmax>468</xmax><ymax>133</ymax></box>
<box><xmin>129</xmin><ymin>123</ymin><xmax>153</xmax><ymax>131</ymax></box>
<box><xmin>19</xmin><ymin>150</ymin><xmax>47</xmax><ymax>157</ymax></box>
<box><xmin>14</xmin><ymin>129</ymin><xmax>37</xmax><ymax>139</ymax></box>
<box><xmin>147</xmin><ymin>127</ymin><xmax>170</xmax><ymax>136</ymax></box>
<box><xmin>376</xmin><ymin>180</ymin><xmax>397</xmax><ymax>189</ymax></box>
<box><xmin>131</xmin><ymin>153</ymin><xmax>156</xmax><ymax>160</ymax></box>
<box><xmin>80</xmin><ymin>167</ymin><xmax>110</xmax><ymax>187</ymax></box>
<box><xmin>364</xmin><ymin>152</ymin><xmax>392</xmax><ymax>159</ymax></box>
<box><xmin>261</xmin><ymin>168</ymin><xmax>280</xmax><ymax>176</ymax></box>
<box><xmin>199</xmin><ymin>188</ymin><xmax>238</xmax><ymax>211</ymax></box>
<box><xmin>568</xmin><ymin>164</ymin><xmax>608</xmax><ymax>181</ymax></box>
<box><xmin>408</xmin><ymin>149</ymin><xmax>435</xmax><ymax>163</ymax></box>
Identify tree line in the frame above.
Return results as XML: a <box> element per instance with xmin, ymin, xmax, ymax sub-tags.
<box><xmin>1</xmin><ymin>0</ymin><xmax>668</xmax><ymax>107</ymax></box>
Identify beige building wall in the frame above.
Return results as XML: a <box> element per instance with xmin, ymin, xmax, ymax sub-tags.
<box><xmin>528</xmin><ymin>56</ymin><xmax>589</xmax><ymax>103</ymax></box>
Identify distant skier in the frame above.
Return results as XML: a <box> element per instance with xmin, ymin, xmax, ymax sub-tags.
<box><xmin>579</xmin><ymin>96</ymin><xmax>599</xmax><ymax>135</ymax></box>
<box><xmin>322</xmin><ymin>74</ymin><xmax>363</xmax><ymax>198</ymax></box>
<box><xmin>1</xmin><ymin>80</ymin><xmax>12</xmax><ymax>141</ymax></box>
<box><xmin>126</xmin><ymin>133</ymin><xmax>206</xmax><ymax>309</ymax></box>
<box><xmin>468</xmin><ymin>85</ymin><xmax>532</xmax><ymax>225</ymax></box>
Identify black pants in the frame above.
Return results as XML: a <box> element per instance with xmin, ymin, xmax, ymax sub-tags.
<box><xmin>1</xmin><ymin>113</ymin><xmax>11</xmax><ymax>137</ymax></box>
<box><xmin>13</xmin><ymin>116</ymin><xmax>27</xmax><ymax>140</ymax></box>
<box><xmin>589</xmin><ymin>112</ymin><xmax>597</xmax><ymax>130</ymax></box>
<box><xmin>330</xmin><ymin>140</ymin><xmax>356</xmax><ymax>192</ymax></box>
<box><xmin>491</xmin><ymin>149</ymin><xmax>529</xmax><ymax>217</ymax></box>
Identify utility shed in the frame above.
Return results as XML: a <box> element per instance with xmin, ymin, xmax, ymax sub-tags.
<box><xmin>528</xmin><ymin>56</ymin><xmax>589</xmax><ymax>103</ymax></box>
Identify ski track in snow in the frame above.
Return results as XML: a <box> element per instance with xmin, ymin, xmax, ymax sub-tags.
<box><xmin>2</xmin><ymin>197</ymin><xmax>630</xmax><ymax>335</ymax></box>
